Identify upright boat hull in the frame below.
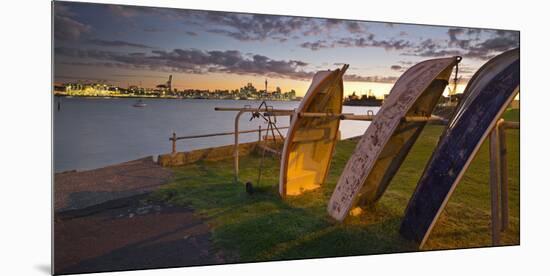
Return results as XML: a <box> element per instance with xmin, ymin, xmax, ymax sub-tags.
<box><xmin>399</xmin><ymin>49</ymin><xmax>520</xmax><ymax>247</ymax></box>
<box><xmin>328</xmin><ymin>57</ymin><xmax>461</xmax><ymax>221</ymax></box>
<box><xmin>279</xmin><ymin>66</ymin><xmax>346</xmax><ymax>197</ymax></box>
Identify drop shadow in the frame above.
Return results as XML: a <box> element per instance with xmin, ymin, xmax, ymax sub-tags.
<box><xmin>34</xmin><ymin>264</ymin><xmax>51</xmax><ymax>275</ymax></box>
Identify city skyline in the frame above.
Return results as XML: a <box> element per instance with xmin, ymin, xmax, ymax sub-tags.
<box><xmin>54</xmin><ymin>1</ymin><xmax>519</xmax><ymax>97</ymax></box>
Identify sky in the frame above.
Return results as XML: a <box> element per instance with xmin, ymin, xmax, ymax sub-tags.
<box><xmin>53</xmin><ymin>1</ymin><xmax>519</xmax><ymax>98</ymax></box>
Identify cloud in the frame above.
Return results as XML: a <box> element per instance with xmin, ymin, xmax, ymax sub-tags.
<box><xmin>144</xmin><ymin>27</ymin><xmax>163</xmax><ymax>32</ymax></box>
<box><xmin>54</xmin><ymin>74</ymin><xmax>119</xmax><ymax>83</ymax></box>
<box><xmin>56</xmin><ymin>47</ymin><xmax>314</xmax><ymax>80</ymax></box>
<box><xmin>345</xmin><ymin>22</ymin><xmax>368</xmax><ymax>34</ymax></box>
<box><xmin>107</xmin><ymin>5</ymin><xmax>143</xmax><ymax>18</ymax></box>
<box><xmin>300</xmin><ymin>40</ymin><xmax>330</xmax><ymax>51</ymax></box>
<box><xmin>86</xmin><ymin>39</ymin><xmax>154</xmax><ymax>49</ymax></box>
<box><xmin>196</xmin><ymin>12</ymin><xmax>366</xmax><ymax>42</ymax></box>
<box><xmin>206</xmin><ymin>29</ymin><xmax>253</xmax><ymax>41</ymax></box>
<box><xmin>325</xmin><ymin>19</ymin><xmax>344</xmax><ymax>29</ymax></box>
<box><xmin>107</xmin><ymin>4</ymin><xmax>197</xmax><ymax>22</ymax></box>
<box><xmin>447</xmin><ymin>28</ymin><xmax>471</xmax><ymax>48</ymax></box>
<box><xmin>403</xmin><ymin>38</ymin><xmax>461</xmax><ymax>57</ymax></box>
<box><xmin>368</xmin><ymin>38</ymin><xmax>412</xmax><ymax>50</ymax></box>
<box><xmin>477</xmin><ymin>33</ymin><xmax>519</xmax><ymax>52</ymax></box>
<box><xmin>398</xmin><ymin>60</ymin><xmax>415</xmax><ymax>65</ymax></box>
<box><xmin>79</xmin><ymin>4</ymin><xmax>367</xmax><ymax>43</ymax></box>
<box><xmin>104</xmin><ymin>7</ymin><xmax>312</xmax><ymax>41</ymax></box>
<box><xmin>57</xmin><ymin>46</ymin><xmax>404</xmax><ymax>84</ymax></box>
<box><xmin>344</xmin><ymin>74</ymin><xmax>398</xmax><ymax>83</ymax></box>
<box><xmin>54</xmin><ymin>3</ymin><xmax>91</xmax><ymax>41</ymax></box>
<box><xmin>185</xmin><ymin>31</ymin><xmax>198</xmax><ymax>36</ymax></box>
<box><xmin>406</xmin><ymin>28</ymin><xmax>518</xmax><ymax>60</ymax></box>
<box><xmin>297</xmin><ymin>25</ymin><xmax>517</xmax><ymax>62</ymax></box>
<box><xmin>407</xmin><ymin>48</ymin><xmax>462</xmax><ymax>58</ymax></box>
<box><xmin>200</xmin><ymin>12</ymin><xmax>309</xmax><ymax>41</ymax></box>
<box><xmin>301</xmin><ymin>35</ymin><xmax>412</xmax><ymax>51</ymax></box>
<box><xmin>457</xmin><ymin>30</ymin><xmax>518</xmax><ymax>59</ymax></box>
<box><xmin>390</xmin><ymin>65</ymin><xmax>402</xmax><ymax>71</ymax></box>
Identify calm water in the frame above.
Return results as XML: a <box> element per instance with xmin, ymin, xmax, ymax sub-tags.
<box><xmin>54</xmin><ymin>97</ymin><xmax>378</xmax><ymax>172</ymax></box>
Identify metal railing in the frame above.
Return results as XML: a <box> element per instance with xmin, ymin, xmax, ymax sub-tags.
<box><xmin>169</xmin><ymin>126</ymin><xmax>289</xmax><ymax>154</ymax></box>
<box><xmin>489</xmin><ymin>119</ymin><xmax>520</xmax><ymax>246</ymax></box>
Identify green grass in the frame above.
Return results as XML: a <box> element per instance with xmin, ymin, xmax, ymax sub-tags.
<box><xmin>502</xmin><ymin>108</ymin><xmax>519</xmax><ymax>122</ymax></box>
<box><xmin>152</xmin><ymin>109</ymin><xmax>520</xmax><ymax>262</ymax></box>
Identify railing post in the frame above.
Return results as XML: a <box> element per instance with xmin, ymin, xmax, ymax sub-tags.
<box><xmin>489</xmin><ymin>126</ymin><xmax>501</xmax><ymax>246</ymax></box>
<box><xmin>258</xmin><ymin>125</ymin><xmax>262</xmax><ymax>142</ymax></box>
<box><xmin>171</xmin><ymin>132</ymin><xmax>176</xmax><ymax>154</ymax></box>
<box><xmin>498</xmin><ymin>119</ymin><xmax>509</xmax><ymax>231</ymax></box>
<box><xmin>233</xmin><ymin>110</ymin><xmax>245</xmax><ymax>183</ymax></box>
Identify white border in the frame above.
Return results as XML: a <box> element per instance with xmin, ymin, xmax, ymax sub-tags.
<box><xmin>1</xmin><ymin>0</ymin><xmax>549</xmax><ymax>275</ymax></box>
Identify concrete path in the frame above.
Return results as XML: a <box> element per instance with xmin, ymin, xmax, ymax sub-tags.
<box><xmin>54</xmin><ymin>157</ymin><xmax>172</xmax><ymax>212</ymax></box>
<box><xmin>54</xmin><ymin>195</ymin><xmax>224</xmax><ymax>274</ymax></box>
<box><xmin>54</xmin><ymin>157</ymin><xmax>226</xmax><ymax>274</ymax></box>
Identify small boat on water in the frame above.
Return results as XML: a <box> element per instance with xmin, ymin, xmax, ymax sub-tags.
<box><xmin>133</xmin><ymin>100</ymin><xmax>147</xmax><ymax>108</ymax></box>
<box><xmin>343</xmin><ymin>93</ymin><xmax>383</xmax><ymax>106</ymax></box>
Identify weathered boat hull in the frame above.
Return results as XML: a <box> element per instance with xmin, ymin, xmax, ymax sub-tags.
<box><xmin>279</xmin><ymin>66</ymin><xmax>346</xmax><ymax>197</ymax></box>
<box><xmin>399</xmin><ymin>49</ymin><xmax>520</xmax><ymax>247</ymax></box>
<box><xmin>328</xmin><ymin>57</ymin><xmax>461</xmax><ymax>221</ymax></box>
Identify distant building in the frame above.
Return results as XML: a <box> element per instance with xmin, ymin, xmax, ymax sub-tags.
<box><xmin>344</xmin><ymin>91</ymin><xmax>382</xmax><ymax>106</ymax></box>
<box><xmin>53</xmin><ymin>78</ymin><xmax>298</xmax><ymax>101</ymax></box>
<box><xmin>286</xmin><ymin>89</ymin><xmax>296</xmax><ymax>100</ymax></box>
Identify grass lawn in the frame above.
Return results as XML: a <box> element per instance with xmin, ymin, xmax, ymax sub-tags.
<box><xmin>152</xmin><ymin>109</ymin><xmax>519</xmax><ymax>262</ymax></box>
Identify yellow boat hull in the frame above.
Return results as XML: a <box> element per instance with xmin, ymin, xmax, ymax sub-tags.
<box><xmin>279</xmin><ymin>67</ymin><xmax>345</xmax><ymax>197</ymax></box>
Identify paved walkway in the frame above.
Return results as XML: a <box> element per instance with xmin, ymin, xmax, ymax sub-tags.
<box><xmin>54</xmin><ymin>195</ymin><xmax>224</xmax><ymax>274</ymax></box>
<box><xmin>55</xmin><ymin>157</ymin><xmax>172</xmax><ymax>211</ymax></box>
<box><xmin>54</xmin><ymin>157</ymin><xmax>226</xmax><ymax>274</ymax></box>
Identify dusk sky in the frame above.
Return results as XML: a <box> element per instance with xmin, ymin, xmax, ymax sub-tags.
<box><xmin>54</xmin><ymin>1</ymin><xmax>519</xmax><ymax>97</ymax></box>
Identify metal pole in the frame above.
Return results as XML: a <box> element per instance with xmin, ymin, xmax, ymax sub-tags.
<box><xmin>171</xmin><ymin>132</ymin><xmax>176</xmax><ymax>154</ymax></box>
<box><xmin>233</xmin><ymin>110</ymin><xmax>246</xmax><ymax>183</ymax></box>
<box><xmin>258</xmin><ymin>125</ymin><xmax>262</xmax><ymax>143</ymax></box>
<box><xmin>498</xmin><ymin>119</ymin><xmax>509</xmax><ymax>231</ymax></box>
<box><xmin>340</xmin><ymin>114</ymin><xmax>375</xmax><ymax>121</ymax></box>
<box><xmin>489</xmin><ymin>127</ymin><xmax>501</xmax><ymax>246</ymax></box>
<box><xmin>172</xmin><ymin>126</ymin><xmax>289</xmax><ymax>140</ymax></box>
<box><xmin>215</xmin><ymin>107</ymin><xmax>294</xmax><ymax>113</ymax></box>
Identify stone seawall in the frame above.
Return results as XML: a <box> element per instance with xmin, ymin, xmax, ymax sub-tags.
<box><xmin>158</xmin><ymin>141</ymin><xmax>260</xmax><ymax>167</ymax></box>
<box><xmin>158</xmin><ymin>133</ymin><xmax>344</xmax><ymax>167</ymax></box>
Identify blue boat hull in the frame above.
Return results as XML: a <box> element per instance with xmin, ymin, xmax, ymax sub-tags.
<box><xmin>399</xmin><ymin>49</ymin><xmax>520</xmax><ymax>247</ymax></box>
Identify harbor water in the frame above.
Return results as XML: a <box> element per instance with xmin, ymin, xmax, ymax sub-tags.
<box><xmin>54</xmin><ymin>97</ymin><xmax>378</xmax><ymax>172</ymax></box>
